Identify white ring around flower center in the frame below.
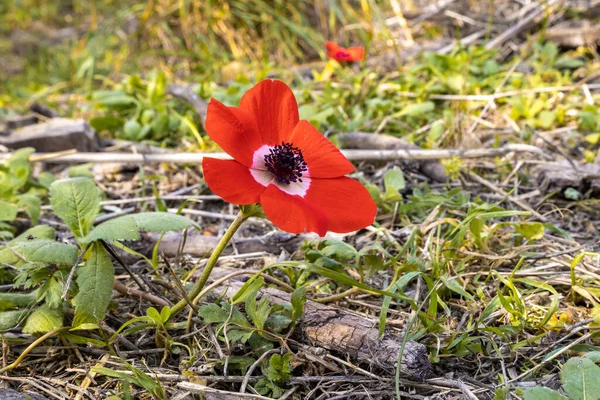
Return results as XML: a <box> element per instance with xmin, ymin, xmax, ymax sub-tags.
<box><xmin>250</xmin><ymin>144</ymin><xmax>311</xmax><ymax>198</ymax></box>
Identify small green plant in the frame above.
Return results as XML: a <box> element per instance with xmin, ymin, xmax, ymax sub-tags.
<box><xmin>522</xmin><ymin>352</ymin><xmax>600</xmax><ymax>400</ymax></box>
<box><xmin>365</xmin><ymin>167</ymin><xmax>405</xmax><ymax>212</ymax></box>
<box><xmin>197</xmin><ymin>278</ymin><xmax>307</xmax><ymax>364</ymax></box>
<box><xmin>255</xmin><ymin>353</ymin><xmax>293</xmax><ymax>398</ymax></box>
<box><xmin>0</xmin><ymin>148</ymin><xmax>53</xmax><ymax>240</ymax></box>
<box><xmin>90</xmin><ymin>71</ymin><xmax>202</xmax><ymax>145</ymax></box>
<box><xmin>0</xmin><ymin>177</ymin><xmax>198</xmax><ymax>333</ymax></box>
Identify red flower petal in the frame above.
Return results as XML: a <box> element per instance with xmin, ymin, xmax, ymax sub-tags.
<box><xmin>239</xmin><ymin>80</ymin><xmax>299</xmax><ymax>145</ymax></box>
<box><xmin>325</xmin><ymin>41</ymin><xmax>343</xmax><ymax>59</ymax></box>
<box><xmin>289</xmin><ymin>120</ymin><xmax>355</xmax><ymax>178</ymax></box>
<box><xmin>305</xmin><ymin>177</ymin><xmax>376</xmax><ymax>233</ymax></box>
<box><xmin>202</xmin><ymin>158</ymin><xmax>266</xmax><ymax>204</ymax></box>
<box><xmin>347</xmin><ymin>47</ymin><xmax>365</xmax><ymax>62</ymax></box>
<box><xmin>205</xmin><ymin>99</ymin><xmax>262</xmax><ymax>167</ymax></box>
<box><xmin>260</xmin><ymin>185</ymin><xmax>328</xmax><ymax>236</ymax></box>
<box><xmin>325</xmin><ymin>41</ymin><xmax>364</xmax><ymax>62</ymax></box>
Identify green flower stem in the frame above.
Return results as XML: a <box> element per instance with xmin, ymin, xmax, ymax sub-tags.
<box><xmin>169</xmin><ymin>210</ymin><xmax>248</xmax><ymax>319</ymax></box>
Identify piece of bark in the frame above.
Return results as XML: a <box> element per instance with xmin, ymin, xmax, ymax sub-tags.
<box><xmin>144</xmin><ymin>231</ymin><xmax>315</xmax><ymax>258</ymax></box>
<box><xmin>0</xmin><ymin>118</ymin><xmax>99</xmax><ymax>153</ymax></box>
<box><xmin>533</xmin><ymin>161</ymin><xmax>600</xmax><ymax>198</ymax></box>
<box><xmin>210</xmin><ymin>279</ymin><xmax>432</xmax><ymax>379</ymax></box>
<box><xmin>338</xmin><ymin>132</ymin><xmax>448</xmax><ymax>183</ymax></box>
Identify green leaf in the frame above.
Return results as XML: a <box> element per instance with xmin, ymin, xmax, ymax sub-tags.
<box><xmin>123</xmin><ymin>119</ymin><xmax>142</xmax><ymax>140</ymax></box>
<box><xmin>397</xmin><ymin>101</ymin><xmax>435</xmax><ymax>117</ymax></box>
<box><xmin>89</xmin><ymin>115</ymin><xmax>124</xmax><ymax>133</ymax></box>
<box><xmin>515</xmin><ymin>222</ymin><xmax>545</xmax><ymax>241</ymax></box>
<box><xmin>246</xmin><ymin>292</ymin><xmax>271</xmax><ymax>330</ymax></box>
<box><xmin>0</xmin><ymin>225</ymin><xmax>56</xmax><ymax>265</ymax></box>
<box><xmin>263</xmin><ymin>353</ymin><xmax>292</xmax><ymax>382</ymax></box>
<box><xmin>537</xmin><ymin>110</ymin><xmax>556</xmax><ymax>129</ymax></box>
<box><xmin>81</xmin><ymin>215</ymin><xmax>141</xmax><ymax>243</ymax></box>
<box><xmin>320</xmin><ymin>239</ymin><xmax>357</xmax><ymax>261</ymax></box>
<box><xmin>93</xmin><ymin>91</ymin><xmax>138</xmax><ymax>108</ymax></box>
<box><xmin>0</xmin><ymin>309</ymin><xmax>27</xmax><ymax>331</ymax></box>
<box><xmin>232</xmin><ymin>276</ymin><xmax>265</xmax><ymax>305</ymax></box>
<box><xmin>523</xmin><ymin>387</ymin><xmax>566</xmax><ymax>400</ymax></box>
<box><xmin>561</xmin><ymin>356</ymin><xmax>600</xmax><ymax>400</ymax></box>
<box><xmin>290</xmin><ymin>286</ymin><xmax>306</xmax><ymax>323</ymax></box>
<box><xmin>50</xmin><ymin>178</ymin><xmax>100</xmax><ymax>238</ymax></box>
<box><xmin>23</xmin><ymin>305</ymin><xmax>63</xmax><ymax>333</ymax></box>
<box><xmin>384</xmin><ymin>168</ymin><xmax>405</xmax><ymax>192</ymax></box>
<box><xmin>440</xmin><ymin>277</ymin><xmax>474</xmax><ymax>300</ymax></box>
<box><xmin>0</xmin><ymin>291</ymin><xmax>37</xmax><ymax>311</ymax></box>
<box><xmin>160</xmin><ymin>306</ymin><xmax>171</xmax><ymax>323</ymax></box>
<box><xmin>72</xmin><ymin>243</ymin><xmax>115</xmax><ymax>326</ymax></box>
<box><xmin>0</xmin><ymin>200</ymin><xmax>18</xmax><ymax>222</ymax></box>
<box><xmin>16</xmin><ymin>239</ymin><xmax>78</xmax><ymax>265</ymax></box>
<box><xmin>146</xmin><ymin>307</ymin><xmax>162</xmax><ymax>324</ymax></box>
<box><xmin>16</xmin><ymin>194</ymin><xmax>41</xmax><ymax>224</ymax></box>
<box><xmin>554</xmin><ymin>57</ymin><xmax>585</xmax><ymax>69</ymax></box>
<box><xmin>81</xmin><ymin>212</ymin><xmax>197</xmax><ymax>244</ymax></box>
<box><xmin>68</xmin><ymin>164</ymin><xmax>94</xmax><ymax>179</ymax></box>
<box><xmin>198</xmin><ymin>303</ymin><xmax>229</xmax><ymax>324</ymax></box>
<box><xmin>585</xmin><ymin>133</ymin><xmax>600</xmax><ymax>145</ymax></box>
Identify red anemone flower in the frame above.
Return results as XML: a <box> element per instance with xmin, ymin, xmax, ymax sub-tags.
<box><xmin>326</xmin><ymin>41</ymin><xmax>364</xmax><ymax>62</ymax></box>
<box><xmin>201</xmin><ymin>80</ymin><xmax>377</xmax><ymax>236</ymax></box>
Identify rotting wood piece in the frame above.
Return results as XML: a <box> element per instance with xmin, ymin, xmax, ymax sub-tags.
<box><xmin>339</xmin><ymin>132</ymin><xmax>448</xmax><ymax>183</ymax></box>
<box><xmin>210</xmin><ymin>279</ymin><xmax>433</xmax><ymax>380</ymax></box>
<box><xmin>533</xmin><ymin>162</ymin><xmax>600</xmax><ymax>198</ymax></box>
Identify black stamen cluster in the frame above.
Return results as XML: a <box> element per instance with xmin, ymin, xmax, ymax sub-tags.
<box><xmin>264</xmin><ymin>142</ymin><xmax>307</xmax><ymax>184</ymax></box>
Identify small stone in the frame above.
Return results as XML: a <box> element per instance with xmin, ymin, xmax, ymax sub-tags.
<box><xmin>0</xmin><ymin>118</ymin><xmax>99</xmax><ymax>153</ymax></box>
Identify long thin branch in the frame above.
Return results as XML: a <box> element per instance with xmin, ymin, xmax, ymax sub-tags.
<box><xmin>0</xmin><ymin>144</ymin><xmax>549</xmax><ymax>164</ymax></box>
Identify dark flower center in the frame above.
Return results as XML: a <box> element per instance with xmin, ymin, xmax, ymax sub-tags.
<box><xmin>336</xmin><ymin>51</ymin><xmax>351</xmax><ymax>59</ymax></box>
<box><xmin>264</xmin><ymin>142</ymin><xmax>307</xmax><ymax>184</ymax></box>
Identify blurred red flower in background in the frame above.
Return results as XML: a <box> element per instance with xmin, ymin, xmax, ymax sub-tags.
<box><xmin>202</xmin><ymin>80</ymin><xmax>376</xmax><ymax>236</ymax></box>
<box><xmin>325</xmin><ymin>41</ymin><xmax>364</xmax><ymax>62</ymax></box>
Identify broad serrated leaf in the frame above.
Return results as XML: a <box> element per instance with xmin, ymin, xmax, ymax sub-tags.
<box><xmin>16</xmin><ymin>239</ymin><xmax>78</xmax><ymax>265</ymax></box>
<box><xmin>0</xmin><ymin>225</ymin><xmax>56</xmax><ymax>265</ymax></box>
<box><xmin>81</xmin><ymin>215</ymin><xmax>141</xmax><ymax>244</ymax></box>
<box><xmin>0</xmin><ymin>309</ymin><xmax>27</xmax><ymax>331</ymax></box>
<box><xmin>246</xmin><ymin>292</ymin><xmax>271</xmax><ymax>330</ymax></box>
<box><xmin>263</xmin><ymin>353</ymin><xmax>293</xmax><ymax>382</ymax></box>
<box><xmin>0</xmin><ymin>200</ymin><xmax>18</xmax><ymax>222</ymax></box>
<box><xmin>561</xmin><ymin>356</ymin><xmax>600</xmax><ymax>400</ymax></box>
<box><xmin>0</xmin><ymin>291</ymin><xmax>37</xmax><ymax>311</ymax></box>
<box><xmin>72</xmin><ymin>243</ymin><xmax>114</xmax><ymax>326</ymax></box>
<box><xmin>23</xmin><ymin>305</ymin><xmax>63</xmax><ymax>333</ymax></box>
<box><xmin>523</xmin><ymin>387</ymin><xmax>566</xmax><ymax>400</ymax></box>
<box><xmin>50</xmin><ymin>178</ymin><xmax>100</xmax><ymax>238</ymax></box>
<box><xmin>81</xmin><ymin>212</ymin><xmax>197</xmax><ymax>244</ymax></box>
<box><xmin>198</xmin><ymin>303</ymin><xmax>229</xmax><ymax>324</ymax></box>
